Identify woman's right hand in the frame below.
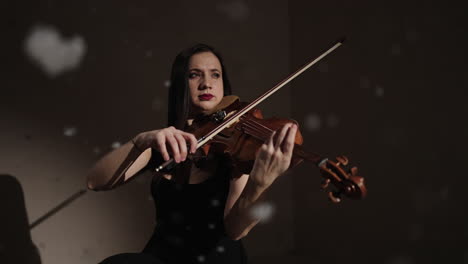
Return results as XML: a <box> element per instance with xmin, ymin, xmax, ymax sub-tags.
<box><xmin>133</xmin><ymin>126</ymin><xmax>198</xmax><ymax>163</ymax></box>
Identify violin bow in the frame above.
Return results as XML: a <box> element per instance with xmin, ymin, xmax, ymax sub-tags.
<box><xmin>155</xmin><ymin>38</ymin><xmax>345</xmax><ymax>172</ymax></box>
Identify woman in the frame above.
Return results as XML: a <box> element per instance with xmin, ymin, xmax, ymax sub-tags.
<box><xmin>87</xmin><ymin>44</ymin><xmax>297</xmax><ymax>264</ymax></box>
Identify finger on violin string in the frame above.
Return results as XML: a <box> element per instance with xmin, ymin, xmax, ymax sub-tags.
<box><xmin>258</xmin><ymin>131</ymin><xmax>275</xmax><ymax>160</ymax></box>
<box><xmin>281</xmin><ymin>123</ymin><xmax>297</xmax><ymax>154</ymax></box>
<box><xmin>265</xmin><ymin>130</ymin><xmax>276</xmax><ymax>145</ymax></box>
<box><xmin>274</xmin><ymin>123</ymin><xmax>292</xmax><ymax>150</ymax></box>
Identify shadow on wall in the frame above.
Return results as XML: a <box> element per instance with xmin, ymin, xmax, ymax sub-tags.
<box><xmin>0</xmin><ymin>174</ymin><xmax>41</xmax><ymax>264</ymax></box>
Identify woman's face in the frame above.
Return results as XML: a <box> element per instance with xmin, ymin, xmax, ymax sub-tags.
<box><xmin>188</xmin><ymin>52</ymin><xmax>224</xmax><ymax>115</ymax></box>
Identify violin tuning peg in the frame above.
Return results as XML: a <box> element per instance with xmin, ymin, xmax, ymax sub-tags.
<box><xmin>335</xmin><ymin>156</ymin><xmax>344</xmax><ymax>164</ymax></box>
<box><xmin>350</xmin><ymin>166</ymin><xmax>358</xmax><ymax>176</ymax></box>
<box><xmin>336</xmin><ymin>155</ymin><xmax>349</xmax><ymax>166</ymax></box>
<box><xmin>328</xmin><ymin>191</ymin><xmax>342</xmax><ymax>203</ymax></box>
<box><xmin>321</xmin><ymin>178</ymin><xmax>331</xmax><ymax>189</ymax></box>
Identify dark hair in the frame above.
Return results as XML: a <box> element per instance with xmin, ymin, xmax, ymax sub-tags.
<box><xmin>167</xmin><ymin>43</ymin><xmax>232</xmax><ymax>129</ymax></box>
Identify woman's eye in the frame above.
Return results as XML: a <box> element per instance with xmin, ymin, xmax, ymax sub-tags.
<box><xmin>213</xmin><ymin>73</ymin><xmax>220</xmax><ymax>78</ymax></box>
<box><xmin>189</xmin><ymin>72</ymin><xmax>199</xmax><ymax>79</ymax></box>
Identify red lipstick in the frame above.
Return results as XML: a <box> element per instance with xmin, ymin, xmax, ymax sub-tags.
<box><xmin>199</xmin><ymin>94</ymin><xmax>214</xmax><ymax>100</ymax></box>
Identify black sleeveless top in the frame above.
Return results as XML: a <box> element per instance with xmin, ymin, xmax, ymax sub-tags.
<box><xmin>99</xmin><ymin>153</ymin><xmax>248</xmax><ymax>264</ymax></box>
<box><xmin>140</xmin><ymin>154</ymin><xmax>249</xmax><ymax>264</ymax></box>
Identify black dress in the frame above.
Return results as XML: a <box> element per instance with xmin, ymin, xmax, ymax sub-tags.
<box><xmin>99</xmin><ymin>155</ymin><xmax>248</xmax><ymax>264</ymax></box>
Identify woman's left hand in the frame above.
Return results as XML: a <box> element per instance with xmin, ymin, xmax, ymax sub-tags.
<box><xmin>249</xmin><ymin>123</ymin><xmax>297</xmax><ymax>189</ymax></box>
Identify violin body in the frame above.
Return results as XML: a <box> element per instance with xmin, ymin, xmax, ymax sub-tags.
<box><xmin>187</xmin><ymin>96</ymin><xmax>304</xmax><ymax>175</ymax></box>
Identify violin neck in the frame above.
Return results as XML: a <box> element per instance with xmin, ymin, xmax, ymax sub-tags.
<box><xmin>292</xmin><ymin>145</ymin><xmax>323</xmax><ymax>166</ymax></box>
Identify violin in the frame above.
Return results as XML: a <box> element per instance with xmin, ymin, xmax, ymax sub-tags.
<box><xmin>155</xmin><ymin>39</ymin><xmax>367</xmax><ymax>203</ymax></box>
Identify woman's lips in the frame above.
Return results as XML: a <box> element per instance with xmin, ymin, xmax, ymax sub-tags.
<box><xmin>199</xmin><ymin>94</ymin><xmax>214</xmax><ymax>100</ymax></box>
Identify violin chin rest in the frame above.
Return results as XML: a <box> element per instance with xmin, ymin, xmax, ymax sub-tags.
<box><xmin>204</xmin><ymin>95</ymin><xmax>240</xmax><ymax>116</ymax></box>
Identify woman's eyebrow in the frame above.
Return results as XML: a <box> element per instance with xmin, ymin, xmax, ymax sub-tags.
<box><xmin>189</xmin><ymin>68</ymin><xmax>221</xmax><ymax>72</ymax></box>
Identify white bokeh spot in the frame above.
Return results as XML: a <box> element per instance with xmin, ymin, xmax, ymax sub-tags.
<box><xmin>249</xmin><ymin>201</ymin><xmax>275</xmax><ymax>223</ymax></box>
<box><xmin>375</xmin><ymin>85</ymin><xmax>384</xmax><ymax>97</ymax></box>
<box><xmin>24</xmin><ymin>24</ymin><xmax>86</xmax><ymax>78</ymax></box>
<box><xmin>145</xmin><ymin>50</ymin><xmax>153</xmax><ymax>58</ymax></box>
<box><xmin>111</xmin><ymin>141</ymin><xmax>121</xmax><ymax>149</ymax></box>
<box><xmin>216</xmin><ymin>245</ymin><xmax>225</xmax><ymax>253</ymax></box>
<box><xmin>64</xmin><ymin>126</ymin><xmax>78</xmax><ymax>137</ymax></box>
<box><xmin>211</xmin><ymin>199</ymin><xmax>220</xmax><ymax>207</ymax></box>
<box><xmin>197</xmin><ymin>255</ymin><xmax>206</xmax><ymax>263</ymax></box>
<box><xmin>304</xmin><ymin>113</ymin><xmax>321</xmax><ymax>132</ymax></box>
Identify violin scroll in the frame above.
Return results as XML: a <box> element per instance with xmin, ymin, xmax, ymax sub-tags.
<box><xmin>318</xmin><ymin>155</ymin><xmax>367</xmax><ymax>203</ymax></box>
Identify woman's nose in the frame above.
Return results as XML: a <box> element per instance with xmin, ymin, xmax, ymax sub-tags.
<box><xmin>200</xmin><ymin>78</ymin><xmax>212</xmax><ymax>90</ymax></box>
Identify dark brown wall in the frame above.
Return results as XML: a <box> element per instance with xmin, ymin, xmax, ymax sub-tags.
<box><xmin>2</xmin><ymin>0</ymin><xmax>467</xmax><ymax>263</ymax></box>
<box><xmin>289</xmin><ymin>1</ymin><xmax>468</xmax><ymax>263</ymax></box>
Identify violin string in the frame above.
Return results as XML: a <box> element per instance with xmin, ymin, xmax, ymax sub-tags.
<box><xmin>240</xmin><ymin>117</ymin><xmax>299</xmax><ymax>149</ymax></box>
<box><xmin>240</xmin><ymin>117</ymin><xmax>275</xmax><ymax>140</ymax></box>
<box><xmin>245</xmin><ymin>117</ymin><xmax>275</xmax><ymax>134</ymax></box>
<box><xmin>237</xmin><ymin>116</ymin><xmax>304</xmax><ymax>158</ymax></box>
<box><xmin>239</xmin><ymin>122</ymin><xmax>266</xmax><ymax>140</ymax></box>
<box><xmin>241</xmin><ymin>117</ymin><xmax>275</xmax><ymax>138</ymax></box>
<box><xmin>238</xmin><ymin>117</ymin><xmax>268</xmax><ymax>140</ymax></box>
<box><xmin>242</xmin><ymin>125</ymin><xmax>267</xmax><ymax>141</ymax></box>
<box><xmin>242</xmin><ymin>116</ymin><xmax>277</xmax><ymax>135</ymax></box>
